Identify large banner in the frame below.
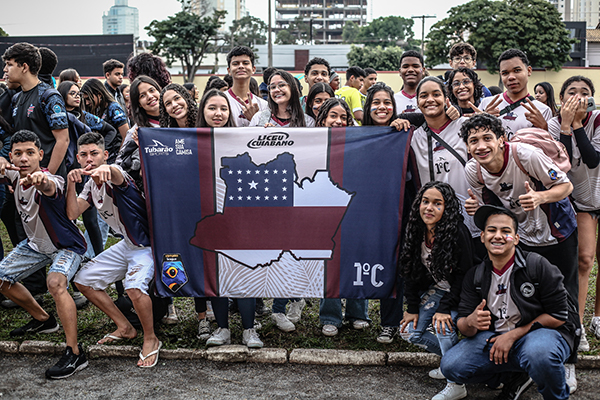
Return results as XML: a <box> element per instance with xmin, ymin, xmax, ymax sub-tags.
<box><xmin>139</xmin><ymin>126</ymin><xmax>411</xmax><ymax>299</ymax></box>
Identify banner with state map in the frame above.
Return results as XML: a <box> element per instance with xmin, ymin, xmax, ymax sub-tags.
<box><xmin>139</xmin><ymin>126</ymin><xmax>411</xmax><ymax>299</ymax></box>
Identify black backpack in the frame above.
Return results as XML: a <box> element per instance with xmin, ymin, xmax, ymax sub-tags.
<box><xmin>114</xmin><ymin>279</ymin><xmax>170</xmax><ymax>329</ymax></box>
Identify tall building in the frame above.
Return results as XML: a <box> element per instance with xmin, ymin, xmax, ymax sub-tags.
<box><xmin>572</xmin><ymin>0</ymin><xmax>600</xmax><ymax>27</ymax></box>
<box><xmin>549</xmin><ymin>0</ymin><xmax>572</xmax><ymax>21</ymax></box>
<box><xmin>275</xmin><ymin>0</ymin><xmax>368</xmax><ymax>44</ymax></box>
<box><xmin>103</xmin><ymin>0</ymin><xmax>139</xmax><ymax>38</ymax></box>
<box><xmin>188</xmin><ymin>0</ymin><xmax>249</xmax><ymax>31</ymax></box>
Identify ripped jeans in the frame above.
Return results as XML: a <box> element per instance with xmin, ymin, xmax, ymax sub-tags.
<box><xmin>401</xmin><ymin>286</ymin><xmax>458</xmax><ymax>357</ymax></box>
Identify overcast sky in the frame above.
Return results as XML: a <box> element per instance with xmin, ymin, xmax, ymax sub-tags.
<box><xmin>2</xmin><ymin>0</ymin><xmax>470</xmax><ymax>41</ymax></box>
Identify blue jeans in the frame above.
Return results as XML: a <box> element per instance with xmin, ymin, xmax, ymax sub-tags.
<box><xmin>0</xmin><ymin>240</ymin><xmax>82</xmax><ymax>284</ymax></box>
<box><xmin>319</xmin><ymin>298</ymin><xmax>369</xmax><ymax>327</ymax></box>
<box><xmin>441</xmin><ymin>329</ymin><xmax>571</xmax><ymax>400</ymax></box>
<box><xmin>401</xmin><ymin>287</ymin><xmax>458</xmax><ymax>357</ymax></box>
<box><xmin>272</xmin><ymin>298</ymin><xmax>300</xmax><ymax>314</ymax></box>
<box><xmin>212</xmin><ymin>297</ymin><xmax>256</xmax><ymax>330</ymax></box>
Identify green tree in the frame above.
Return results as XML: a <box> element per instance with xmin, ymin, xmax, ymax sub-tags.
<box><xmin>146</xmin><ymin>8</ymin><xmax>226</xmax><ymax>82</ymax></box>
<box><xmin>425</xmin><ymin>0</ymin><xmax>577</xmax><ymax>72</ymax></box>
<box><xmin>342</xmin><ymin>21</ymin><xmax>360</xmax><ymax>44</ymax></box>
<box><xmin>229</xmin><ymin>16</ymin><xmax>267</xmax><ymax>48</ymax></box>
<box><xmin>346</xmin><ymin>45</ymin><xmax>405</xmax><ymax>71</ymax></box>
<box><xmin>275</xmin><ymin>29</ymin><xmax>296</xmax><ymax>45</ymax></box>
<box><xmin>358</xmin><ymin>16</ymin><xmax>418</xmax><ymax>48</ymax></box>
<box><xmin>0</xmin><ymin>27</ymin><xmax>8</xmax><ymax>37</ymax></box>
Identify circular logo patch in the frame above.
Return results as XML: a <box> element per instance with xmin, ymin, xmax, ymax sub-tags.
<box><xmin>520</xmin><ymin>282</ymin><xmax>535</xmax><ymax>297</ymax></box>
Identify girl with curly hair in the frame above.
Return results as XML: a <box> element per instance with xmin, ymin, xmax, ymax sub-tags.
<box><xmin>447</xmin><ymin>67</ymin><xmax>484</xmax><ymax>116</ymax></box>
<box><xmin>159</xmin><ymin>83</ymin><xmax>198</xmax><ymax>128</ymax></box>
<box><xmin>399</xmin><ymin>181</ymin><xmax>473</xmax><ymax>400</ymax></box>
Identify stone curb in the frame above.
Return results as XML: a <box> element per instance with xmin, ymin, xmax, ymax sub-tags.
<box><xmin>290</xmin><ymin>349</ymin><xmax>386</xmax><ymax>366</ymax></box>
<box><xmin>2</xmin><ymin>341</ymin><xmax>600</xmax><ymax>369</ymax></box>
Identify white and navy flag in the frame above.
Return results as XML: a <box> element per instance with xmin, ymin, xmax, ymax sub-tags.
<box><xmin>139</xmin><ymin>126</ymin><xmax>411</xmax><ymax>299</ymax></box>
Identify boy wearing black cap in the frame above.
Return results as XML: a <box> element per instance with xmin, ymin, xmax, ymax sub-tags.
<box><xmin>441</xmin><ymin>205</ymin><xmax>577</xmax><ymax>400</ymax></box>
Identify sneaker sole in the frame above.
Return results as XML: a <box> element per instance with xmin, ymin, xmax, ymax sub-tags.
<box><xmin>514</xmin><ymin>377</ymin><xmax>533</xmax><ymax>399</ymax></box>
<box><xmin>206</xmin><ymin>339</ymin><xmax>230</xmax><ymax>346</ymax></box>
<box><xmin>39</xmin><ymin>324</ymin><xmax>60</xmax><ymax>334</ymax></box>
<box><xmin>244</xmin><ymin>342</ymin><xmax>263</xmax><ymax>348</ymax></box>
<box><xmin>46</xmin><ymin>361</ymin><xmax>89</xmax><ymax>380</ymax></box>
<box><xmin>377</xmin><ymin>337</ymin><xmax>393</xmax><ymax>344</ymax></box>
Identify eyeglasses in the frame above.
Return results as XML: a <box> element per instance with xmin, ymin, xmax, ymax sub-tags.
<box><xmin>451</xmin><ymin>78</ymin><xmax>473</xmax><ymax>88</ymax></box>
<box><xmin>68</xmin><ymin>91</ymin><xmax>81</xmax><ymax>98</ymax></box>
<box><xmin>452</xmin><ymin>56</ymin><xmax>473</xmax><ymax>63</ymax></box>
<box><xmin>268</xmin><ymin>82</ymin><xmax>288</xmax><ymax>92</ymax></box>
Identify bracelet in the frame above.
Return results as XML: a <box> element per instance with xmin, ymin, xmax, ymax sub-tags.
<box><xmin>560</xmin><ymin>129</ymin><xmax>572</xmax><ymax>136</ymax></box>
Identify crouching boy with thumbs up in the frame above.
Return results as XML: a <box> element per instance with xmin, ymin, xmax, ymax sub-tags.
<box><xmin>440</xmin><ymin>205</ymin><xmax>578</xmax><ymax>400</ymax></box>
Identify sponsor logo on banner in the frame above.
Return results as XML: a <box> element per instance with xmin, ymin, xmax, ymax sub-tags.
<box><xmin>247</xmin><ymin>132</ymin><xmax>295</xmax><ymax>149</ymax></box>
<box><xmin>144</xmin><ymin>139</ymin><xmax>173</xmax><ymax>156</ymax></box>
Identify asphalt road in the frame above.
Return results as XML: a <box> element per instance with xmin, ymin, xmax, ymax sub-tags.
<box><xmin>0</xmin><ymin>354</ymin><xmax>598</xmax><ymax>399</ymax></box>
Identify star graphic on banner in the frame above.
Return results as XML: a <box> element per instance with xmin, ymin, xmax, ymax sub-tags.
<box><xmin>248</xmin><ymin>181</ymin><xmax>258</xmax><ymax>190</ymax></box>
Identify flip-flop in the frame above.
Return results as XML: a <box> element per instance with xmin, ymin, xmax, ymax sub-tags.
<box><xmin>139</xmin><ymin>341</ymin><xmax>162</xmax><ymax>368</ymax></box>
<box><xmin>97</xmin><ymin>333</ymin><xmax>124</xmax><ymax>344</ymax></box>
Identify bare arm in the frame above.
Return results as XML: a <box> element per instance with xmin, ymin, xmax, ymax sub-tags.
<box><xmin>66</xmin><ymin>168</ymin><xmax>91</xmax><ymax>220</ymax></box>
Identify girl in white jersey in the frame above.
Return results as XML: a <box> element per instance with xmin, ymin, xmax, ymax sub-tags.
<box><xmin>409</xmin><ymin>76</ymin><xmax>481</xmax><ymax>246</ymax></box>
<box><xmin>195</xmin><ymin>89</ymin><xmax>263</xmax><ymax>347</ymax></box>
<box><xmin>400</xmin><ymin>182</ymin><xmax>473</xmax><ymax>400</ymax></box>
<box><xmin>249</xmin><ymin>70</ymin><xmax>315</xmax><ymax>128</ymax></box>
<box><xmin>548</xmin><ymin>75</ymin><xmax>600</xmax><ymax>350</ymax></box>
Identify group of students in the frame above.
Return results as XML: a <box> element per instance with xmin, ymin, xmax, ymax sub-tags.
<box><xmin>0</xmin><ymin>41</ymin><xmax>597</xmax><ymax>400</ymax></box>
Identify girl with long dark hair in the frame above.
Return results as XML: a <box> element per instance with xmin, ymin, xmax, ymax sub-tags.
<box><xmin>249</xmin><ymin>70</ymin><xmax>314</xmax><ymax>127</ymax></box>
<box><xmin>305</xmin><ymin>82</ymin><xmax>334</xmax><ymax>121</ymax></box>
<box><xmin>196</xmin><ymin>89</ymin><xmax>235</xmax><ymax>128</ymax></box>
<box><xmin>400</xmin><ymin>181</ymin><xmax>473</xmax><ymax>400</ymax></box>
<box><xmin>80</xmin><ymin>78</ymin><xmax>129</xmax><ymax>142</ymax></box>
<box><xmin>548</xmin><ymin>75</ymin><xmax>600</xmax><ymax>351</ymax></box>
<box><xmin>534</xmin><ymin>81</ymin><xmax>559</xmax><ymax>117</ymax></box>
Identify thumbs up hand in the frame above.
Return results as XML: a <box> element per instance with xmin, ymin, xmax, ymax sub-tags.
<box><xmin>518</xmin><ymin>181</ymin><xmax>542</xmax><ymax>212</ymax></box>
<box><xmin>466</xmin><ymin>299</ymin><xmax>491</xmax><ymax>331</ymax></box>
<box><xmin>465</xmin><ymin>188</ymin><xmax>480</xmax><ymax>216</ymax></box>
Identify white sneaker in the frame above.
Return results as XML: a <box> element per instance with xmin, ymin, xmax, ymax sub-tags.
<box><xmin>579</xmin><ymin>326</ymin><xmax>590</xmax><ymax>352</ymax></box>
<box><xmin>431</xmin><ymin>382</ymin><xmax>467</xmax><ymax>400</ymax></box>
<box><xmin>162</xmin><ymin>303</ymin><xmax>179</xmax><ymax>325</ymax></box>
<box><xmin>429</xmin><ymin>368</ymin><xmax>445</xmax><ymax>380</ymax></box>
<box><xmin>590</xmin><ymin>316</ymin><xmax>600</xmax><ymax>339</ymax></box>
<box><xmin>286</xmin><ymin>299</ymin><xmax>305</xmax><ymax>323</ymax></box>
<box><xmin>272</xmin><ymin>313</ymin><xmax>295</xmax><ymax>332</ymax></box>
<box><xmin>197</xmin><ymin>318</ymin><xmax>211</xmax><ymax>341</ymax></box>
<box><xmin>352</xmin><ymin>319</ymin><xmax>369</xmax><ymax>330</ymax></box>
<box><xmin>565</xmin><ymin>363</ymin><xmax>577</xmax><ymax>394</ymax></box>
<box><xmin>206</xmin><ymin>327</ymin><xmax>231</xmax><ymax>346</ymax></box>
<box><xmin>322</xmin><ymin>324</ymin><xmax>339</xmax><ymax>337</ymax></box>
<box><xmin>242</xmin><ymin>328</ymin><xmax>263</xmax><ymax>348</ymax></box>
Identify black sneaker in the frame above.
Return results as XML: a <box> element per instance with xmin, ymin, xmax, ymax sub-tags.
<box><xmin>45</xmin><ymin>344</ymin><xmax>88</xmax><ymax>379</ymax></box>
<box><xmin>494</xmin><ymin>372</ymin><xmax>533</xmax><ymax>400</ymax></box>
<box><xmin>10</xmin><ymin>314</ymin><xmax>59</xmax><ymax>337</ymax></box>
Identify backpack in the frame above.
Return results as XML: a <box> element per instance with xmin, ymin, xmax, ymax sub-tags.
<box><xmin>509</xmin><ymin>127</ymin><xmax>571</xmax><ymax>173</ymax></box>
<box><xmin>114</xmin><ymin>279</ymin><xmax>169</xmax><ymax>329</ymax></box>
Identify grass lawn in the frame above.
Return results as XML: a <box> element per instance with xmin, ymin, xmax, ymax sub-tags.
<box><xmin>0</xmin><ymin>223</ymin><xmax>598</xmax><ymax>354</ymax></box>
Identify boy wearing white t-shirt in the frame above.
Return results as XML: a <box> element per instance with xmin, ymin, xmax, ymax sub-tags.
<box><xmin>224</xmin><ymin>46</ymin><xmax>268</xmax><ymax>127</ymax></box>
<box><xmin>66</xmin><ymin>132</ymin><xmax>161</xmax><ymax>368</ymax></box>
<box><xmin>478</xmin><ymin>49</ymin><xmax>551</xmax><ymax>140</ymax></box>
